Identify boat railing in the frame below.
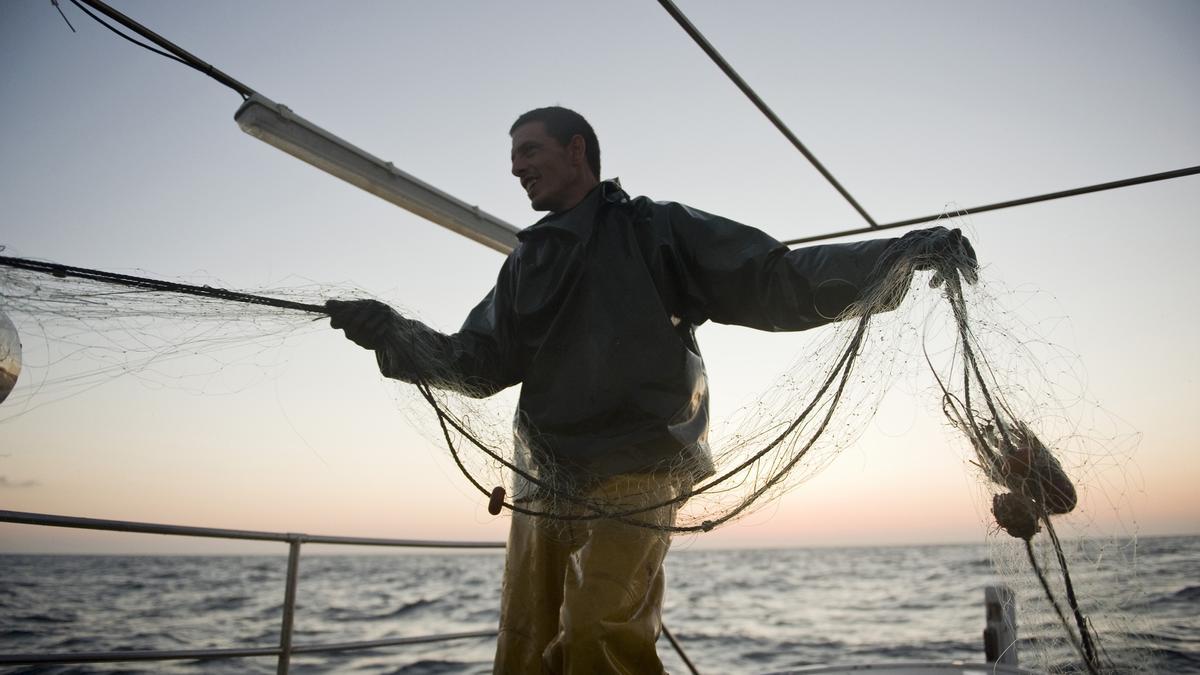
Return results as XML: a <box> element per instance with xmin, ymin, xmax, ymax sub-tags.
<box><xmin>0</xmin><ymin>508</ymin><xmax>701</xmax><ymax>674</ymax></box>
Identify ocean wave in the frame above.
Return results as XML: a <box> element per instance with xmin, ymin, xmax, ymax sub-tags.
<box><xmin>1150</xmin><ymin>647</ymin><xmax>1200</xmax><ymax>672</ymax></box>
<box><xmin>190</xmin><ymin>594</ymin><xmax>251</xmax><ymax>613</ymax></box>
<box><xmin>462</xmin><ymin>608</ymin><xmax>498</xmax><ymax>623</ymax></box>
<box><xmin>255</xmin><ymin>602</ymin><xmax>284</xmax><ymax>619</ymax></box>
<box><xmin>386</xmin><ymin>659</ymin><xmax>482</xmax><ymax>675</ymax></box>
<box><xmin>48</xmin><ymin>635</ymin><xmax>104</xmax><ymax>650</ymax></box>
<box><xmin>1173</xmin><ymin>585</ymin><xmax>1200</xmax><ymax>601</ymax></box>
<box><xmin>846</xmin><ymin>639</ymin><xmax>976</xmax><ymax>661</ymax></box>
<box><xmin>1126</xmin><ymin>584</ymin><xmax>1200</xmax><ymax>611</ymax></box>
<box><xmin>321</xmin><ymin>598</ymin><xmax>439</xmax><ymax>622</ymax></box>
<box><xmin>739</xmin><ymin>637</ymin><xmax>847</xmax><ymax>663</ymax></box>
<box><xmin>16</xmin><ymin>612</ymin><xmax>77</xmax><ymax>624</ymax></box>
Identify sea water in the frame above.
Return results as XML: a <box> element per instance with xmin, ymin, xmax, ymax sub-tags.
<box><xmin>2</xmin><ymin>536</ymin><xmax>1197</xmax><ymax>674</ymax></box>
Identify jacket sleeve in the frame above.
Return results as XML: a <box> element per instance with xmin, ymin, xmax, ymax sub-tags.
<box><xmin>657</xmin><ymin>200</ymin><xmax>900</xmax><ymax>331</ymax></box>
<box><xmin>375</xmin><ymin>254</ymin><xmax>522</xmax><ymax>398</ymax></box>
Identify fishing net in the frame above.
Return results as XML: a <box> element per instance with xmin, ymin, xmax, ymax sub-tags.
<box><xmin>0</xmin><ymin>259</ymin><xmax>331</xmax><ymax>419</ymax></box>
<box><xmin>0</xmin><ymin>231</ymin><xmax>1154</xmax><ymax>672</ymax></box>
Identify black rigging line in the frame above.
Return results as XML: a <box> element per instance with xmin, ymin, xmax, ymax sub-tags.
<box><xmin>68</xmin><ymin>0</ymin><xmax>191</xmax><ymax>71</ymax></box>
<box><xmin>0</xmin><ymin>255</ymin><xmax>325</xmax><ymax>315</ymax></box>
<box><xmin>783</xmin><ymin>164</ymin><xmax>1200</xmax><ymax>246</ymax></box>
<box><xmin>655</xmin><ymin>0</ymin><xmax>879</xmax><ymax>228</ymax></box>
<box><xmin>51</xmin><ymin>0</ymin><xmax>77</xmax><ymax>33</ymax></box>
<box><xmin>67</xmin><ymin>0</ymin><xmax>256</xmax><ymax>99</ymax></box>
<box><xmin>655</xmin><ymin>1</ymin><xmax>1200</xmax><ymax>248</ymax></box>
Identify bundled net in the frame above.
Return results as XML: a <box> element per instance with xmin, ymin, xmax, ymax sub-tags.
<box><xmin>0</xmin><ymin>235</ymin><xmax>1156</xmax><ymax>672</ymax></box>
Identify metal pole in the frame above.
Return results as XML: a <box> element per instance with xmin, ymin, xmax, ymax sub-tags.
<box><xmin>277</xmin><ymin>537</ymin><xmax>303</xmax><ymax>675</ymax></box>
<box><xmin>0</xmin><ymin>510</ymin><xmax>507</xmax><ymax>668</ymax></box>
<box><xmin>0</xmin><ymin>509</ymin><xmax>503</xmax><ymax>548</ymax></box>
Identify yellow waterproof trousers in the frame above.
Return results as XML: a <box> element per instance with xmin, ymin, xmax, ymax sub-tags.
<box><xmin>492</xmin><ymin>474</ymin><xmax>687</xmax><ymax>675</ymax></box>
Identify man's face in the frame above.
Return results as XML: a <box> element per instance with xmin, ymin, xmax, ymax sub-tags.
<box><xmin>510</xmin><ymin>122</ymin><xmax>584</xmax><ymax>213</ymax></box>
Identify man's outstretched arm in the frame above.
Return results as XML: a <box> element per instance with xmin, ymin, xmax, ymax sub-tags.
<box><xmin>651</xmin><ymin>200</ymin><xmax>976</xmax><ymax>330</ymax></box>
<box><xmin>326</xmin><ymin>261</ymin><xmax>522</xmax><ymax>398</ymax></box>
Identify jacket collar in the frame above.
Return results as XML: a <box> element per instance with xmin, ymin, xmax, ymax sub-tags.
<box><xmin>517</xmin><ymin>179</ymin><xmax>629</xmax><ymax>242</ymax></box>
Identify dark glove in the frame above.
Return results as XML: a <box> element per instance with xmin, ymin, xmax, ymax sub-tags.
<box><xmin>325</xmin><ymin>298</ymin><xmax>398</xmax><ymax>351</ymax></box>
<box><xmin>898</xmin><ymin>226</ymin><xmax>979</xmax><ymax>286</ymax></box>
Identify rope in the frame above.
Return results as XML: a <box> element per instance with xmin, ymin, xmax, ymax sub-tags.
<box><xmin>1025</xmin><ymin>539</ymin><xmax>1100</xmax><ymax>675</ymax></box>
<box><xmin>0</xmin><ymin>255</ymin><xmax>325</xmax><ymax>315</ymax></box>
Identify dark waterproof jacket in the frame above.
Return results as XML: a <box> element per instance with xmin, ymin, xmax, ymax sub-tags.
<box><xmin>377</xmin><ymin>180</ymin><xmax>897</xmax><ymax>487</ymax></box>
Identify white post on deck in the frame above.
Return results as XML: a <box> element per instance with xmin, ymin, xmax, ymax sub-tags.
<box><xmin>984</xmin><ymin>584</ymin><xmax>1019</xmax><ymax>667</ymax></box>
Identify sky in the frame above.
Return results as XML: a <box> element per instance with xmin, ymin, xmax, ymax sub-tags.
<box><xmin>0</xmin><ymin>0</ymin><xmax>1197</xmax><ymax>554</ymax></box>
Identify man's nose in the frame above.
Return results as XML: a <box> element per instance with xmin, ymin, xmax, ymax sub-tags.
<box><xmin>511</xmin><ymin>156</ymin><xmax>527</xmax><ymax>177</ymax></box>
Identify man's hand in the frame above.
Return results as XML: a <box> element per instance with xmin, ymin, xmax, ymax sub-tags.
<box><xmin>325</xmin><ymin>298</ymin><xmax>397</xmax><ymax>351</ymax></box>
<box><xmin>902</xmin><ymin>226</ymin><xmax>979</xmax><ymax>286</ymax></box>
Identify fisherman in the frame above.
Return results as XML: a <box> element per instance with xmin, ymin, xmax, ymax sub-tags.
<box><xmin>327</xmin><ymin>106</ymin><xmax>977</xmax><ymax>674</ymax></box>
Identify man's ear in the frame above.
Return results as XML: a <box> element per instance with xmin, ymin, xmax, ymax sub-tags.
<box><xmin>567</xmin><ymin>134</ymin><xmax>587</xmax><ymax>167</ymax></box>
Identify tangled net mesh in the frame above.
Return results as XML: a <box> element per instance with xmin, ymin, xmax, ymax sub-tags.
<box><xmin>0</xmin><ymin>268</ymin><xmax>330</xmax><ymax>419</ymax></box>
<box><xmin>0</xmin><ymin>230</ymin><xmax>1158</xmax><ymax>672</ymax></box>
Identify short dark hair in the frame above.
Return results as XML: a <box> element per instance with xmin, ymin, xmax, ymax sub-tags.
<box><xmin>510</xmin><ymin>106</ymin><xmax>601</xmax><ymax>179</ymax></box>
